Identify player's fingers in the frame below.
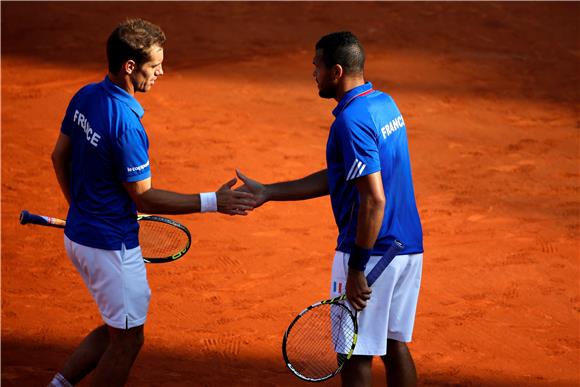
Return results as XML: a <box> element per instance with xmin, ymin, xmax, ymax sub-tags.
<box><xmin>236</xmin><ymin>169</ymin><xmax>249</xmax><ymax>182</ymax></box>
<box><xmin>233</xmin><ymin>197</ymin><xmax>258</xmax><ymax>207</ymax></box>
<box><xmin>347</xmin><ymin>294</ymin><xmax>365</xmax><ymax>311</ymax></box>
<box><xmin>228</xmin><ymin>209</ymin><xmax>248</xmax><ymax>216</ymax></box>
<box><xmin>231</xmin><ymin>204</ymin><xmax>254</xmax><ymax>211</ymax></box>
<box><xmin>232</xmin><ymin>190</ymin><xmax>255</xmax><ymax>199</ymax></box>
<box><xmin>237</xmin><ymin>197</ymin><xmax>258</xmax><ymax>206</ymax></box>
<box><xmin>220</xmin><ymin>177</ymin><xmax>237</xmax><ymax>191</ymax></box>
<box><xmin>359</xmin><ymin>296</ymin><xmax>368</xmax><ymax>308</ymax></box>
<box><xmin>226</xmin><ymin>203</ymin><xmax>254</xmax><ymax>211</ymax></box>
<box><xmin>352</xmin><ymin>299</ymin><xmax>366</xmax><ymax>311</ymax></box>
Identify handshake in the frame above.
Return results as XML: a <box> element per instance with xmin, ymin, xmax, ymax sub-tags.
<box><xmin>212</xmin><ymin>169</ymin><xmax>266</xmax><ymax>216</ymax></box>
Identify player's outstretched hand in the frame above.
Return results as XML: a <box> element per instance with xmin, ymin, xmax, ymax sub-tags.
<box><xmin>216</xmin><ymin>177</ymin><xmax>257</xmax><ymax>216</ymax></box>
<box><xmin>235</xmin><ymin>169</ymin><xmax>268</xmax><ymax>208</ymax></box>
<box><xmin>346</xmin><ymin>268</ymin><xmax>372</xmax><ymax>311</ymax></box>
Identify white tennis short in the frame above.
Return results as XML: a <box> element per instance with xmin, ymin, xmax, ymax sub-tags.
<box><xmin>64</xmin><ymin>235</ymin><xmax>151</xmax><ymax>329</ymax></box>
<box><xmin>330</xmin><ymin>250</ymin><xmax>423</xmax><ymax>356</ymax></box>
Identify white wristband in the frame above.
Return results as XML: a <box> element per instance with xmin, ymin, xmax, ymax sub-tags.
<box><xmin>200</xmin><ymin>192</ymin><xmax>217</xmax><ymax>212</ymax></box>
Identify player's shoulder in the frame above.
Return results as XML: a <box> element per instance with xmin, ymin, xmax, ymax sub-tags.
<box><xmin>333</xmin><ymin>109</ymin><xmax>377</xmax><ymax>143</ymax></box>
<box><xmin>113</xmin><ymin>111</ymin><xmax>147</xmax><ymax>142</ymax></box>
<box><xmin>65</xmin><ymin>81</ymin><xmax>105</xmax><ymax>115</ymax></box>
<box><xmin>338</xmin><ymin>95</ymin><xmax>376</xmax><ymax>125</ymax></box>
<box><xmin>366</xmin><ymin>90</ymin><xmax>402</xmax><ymax>117</ymax></box>
<box><xmin>367</xmin><ymin>89</ymin><xmax>394</xmax><ymax>104</ymax></box>
<box><xmin>73</xmin><ymin>81</ymin><xmax>102</xmax><ymax>98</ymax></box>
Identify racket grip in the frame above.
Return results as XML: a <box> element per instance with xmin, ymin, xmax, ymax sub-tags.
<box><xmin>19</xmin><ymin>210</ymin><xmax>66</xmax><ymax>228</ymax></box>
<box><xmin>366</xmin><ymin>240</ymin><xmax>405</xmax><ymax>287</ymax></box>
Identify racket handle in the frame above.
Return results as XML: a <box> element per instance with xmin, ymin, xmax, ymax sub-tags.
<box><xmin>366</xmin><ymin>240</ymin><xmax>405</xmax><ymax>287</ymax></box>
<box><xmin>19</xmin><ymin>210</ymin><xmax>66</xmax><ymax>228</ymax></box>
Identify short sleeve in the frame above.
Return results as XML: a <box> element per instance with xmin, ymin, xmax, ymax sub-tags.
<box><xmin>60</xmin><ymin>96</ymin><xmax>78</xmax><ymax>137</ymax></box>
<box><xmin>336</xmin><ymin>118</ymin><xmax>381</xmax><ymax>181</ymax></box>
<box><xmin>115</xmin><ymin>127</ymin><xmax>151</xmax><ymax>182</ymax></box>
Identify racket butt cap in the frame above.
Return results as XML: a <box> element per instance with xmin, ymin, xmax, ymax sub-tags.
<box><xmin>19</xmin><ymin>210</ymin><xmax>30</xmax><ymax>225</ymax></box>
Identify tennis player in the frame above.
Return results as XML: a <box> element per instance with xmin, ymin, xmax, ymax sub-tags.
<box><xmin>237</xmin><ymin>31</ymin><xmax>423</xmax><ymax>387</ymax></box>
<box><xmin>49</xmin><ymin>19</ymin><xmax>255</xmax><ymax>387</ymax></box>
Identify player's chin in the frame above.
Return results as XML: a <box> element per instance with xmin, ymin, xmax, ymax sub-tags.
<box><xmin>317</xmin><ymin>85</ymin><xmax>334</xmax><ymax>99</ymax></box>
<box><xmin>139</xmin><ymin>83</ymin><xmax>155</xmax><ymax>92</ymax></box>
<box><xmin>318</xmin><ymin>90</ymin><xmax>335</xmax><ymax>99</ymax></box>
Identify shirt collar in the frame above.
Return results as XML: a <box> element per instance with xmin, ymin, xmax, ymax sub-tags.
<box><xmin>332</xmin><ymin>82</ymin><xmax>373</xmax><ymax>117</ymax></box>
<box><xmin>101</xmin><ymin>76</ymin><xmax>145</xmax><ymax>118</ymax></box>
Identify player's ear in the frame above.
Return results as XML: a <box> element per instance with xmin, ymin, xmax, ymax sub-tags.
<box><xmin>123</xmin><ymin>60</ymin><xmax>136</xmax><ymax>75</ymax></box>
<box><xmin>331</xmin><ymin>64</ymin><xmax>343</xmax><ymax>81</ymax></box>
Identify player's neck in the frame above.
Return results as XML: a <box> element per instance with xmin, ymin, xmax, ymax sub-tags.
<box><xmin>107</xmin><ymin>73</ymin><xmax>136</xmax><ymax>96</ymax></box>
<box><xmin>336</xmin><ymin>76</ymin><xmax>365</xmax><ymax>101</ymax></box>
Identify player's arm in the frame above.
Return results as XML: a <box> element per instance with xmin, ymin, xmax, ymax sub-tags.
<box><xmin>51</xmin><ymin>132</ymin><xmax>72</xmax><ymax>205</ymax></box>
<box><xmin>353</xmin><ymin>171</ymin><xmax>385</xmax><ymax>251</ymax></box>
<box><xmin>118</xmin><ymin>124</ymin><xmax>255</xmax><ymax>216</ymax></box>
<box><xmin>346</xmin><ymin>171</ymin><xmax>386</xmax><ymax>310</ymax></box>
<box><xmin>123</xmin><ymin>177</ymin><xmax>256</xmax><ymax>216</ymax></box>
<box><xmin>235</xmin><ymin>169</ymin><xmax>329</xmax><ymax>208</ymax></box>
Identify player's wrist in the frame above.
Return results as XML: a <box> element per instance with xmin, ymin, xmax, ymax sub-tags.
<box><xmin>200</xmin><ymin>192</ymin><xmax>217</xmax><ymax>212</ymax></box>
<box><xmin>348</xmin><ymin>244</ymin><xmax>371</xmax><ymax>272</ymax></box>
<box><xmin>262</xmin><ymin>184</ymin><xmax>273</xmax><ymax>203</ymax></box>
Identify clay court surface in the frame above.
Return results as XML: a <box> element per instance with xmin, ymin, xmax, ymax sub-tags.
<box><xmin>2</xmin><ymin>2</ymin><xmax>579</xmax><ymax>386</ymax></box>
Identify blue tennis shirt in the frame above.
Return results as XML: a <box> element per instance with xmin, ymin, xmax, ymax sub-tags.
<box><xmin>326</xmin><ymin>82</ymin><xmax>423</xmax><ymax>255</ymax></box>
<box><xmin>60</xmin><ymin>76</ymin><xmax>151</xmax><ymax>250</ymax></box>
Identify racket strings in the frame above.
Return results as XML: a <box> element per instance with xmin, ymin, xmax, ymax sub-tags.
<box><xmin>285</xmin><ymin>303</ymin><xmax>356</xmax><ymax>380</ymax></box>
<box><xmin>138</xmin><ymin>220</ymin><xmax>189</xmax><ymax>258</ymax></box>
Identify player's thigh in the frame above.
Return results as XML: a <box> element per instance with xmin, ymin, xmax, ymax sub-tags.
<box><xmin>331</xmin><ymin>252</ymin><xmax>398</xmax><ymax>355</ymax></box>
<box><xmin>387</xmin><ymin>253</ymin><xmax>423</xmax><ymax>342</ymax></box>
<box><xmin>119</xmin><ymin>244</ymin><xmax>151</xmax><ymax>314</ymax></box>
<box><xmin>64</xmin><ymin>235</ymin><xmax>151</xmax><ymax>329</ymax></box>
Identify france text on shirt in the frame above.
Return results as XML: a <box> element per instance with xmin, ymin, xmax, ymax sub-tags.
<box><xmin>380</xmin><ymin>115</ymin><xmax>405</xmax><ymax>139</ymax></box>
<box><xmin>73</xmin><ymin>109</ymin><xmax>101</xmax><ymax>147</ymax></box>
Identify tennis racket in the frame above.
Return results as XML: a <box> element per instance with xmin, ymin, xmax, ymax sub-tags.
<box><xmin>19</xmin><ymin>210</ymin><xmax>191</xmax><ymax>264</ymax></box>
<box><xmin>282</xmin><ymin>239</ymin><xmax>404</xmax><ymax>382</ymax></box>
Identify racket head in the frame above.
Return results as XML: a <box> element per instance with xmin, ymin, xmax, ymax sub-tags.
<box><xmin>282</xmin><ymin>296</ymin><xmax>358</xmax><ymax>382</ymax></box>
<box><xmin>137</xmin><ymin>215</ymin><xmax>191</xmax><ymax>263</ymax></box>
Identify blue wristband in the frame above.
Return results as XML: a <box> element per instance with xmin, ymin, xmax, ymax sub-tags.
<box><xmin>348</xmin><ymin>244</ymin><xmax>372</xmax><ymax>271</ymax></box>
